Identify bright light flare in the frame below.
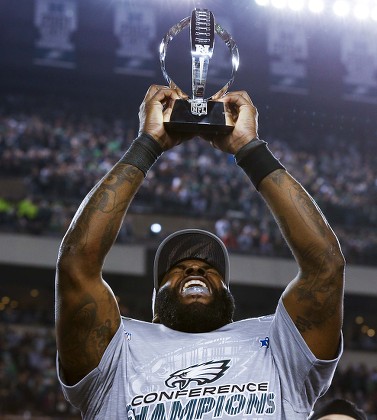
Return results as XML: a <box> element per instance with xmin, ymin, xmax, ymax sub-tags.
<box><xmin>353</xmin><ymin>2</ymin><xmax>369</xmax><ymax>20</ymax></box>
<box><xmin>368</xmin><ymin>329</ymin><xmax>376</xmax><ymax>338</ymax></box>
<box><xmin>255</xmin><ymin>0</ymin><xmax>270</xmax><ymax>6</ymax></box>
<box><xmin>308</xmin><ymin>0</ymin><xmax>325</xmax><ymax>13</ymax></box>
<box><xmin>371</xmin><ymin>6</ymin><xmax>377</xmax><ymax>20</ymax></box>
<box><xmin>232</xmin><ymin>55</ymin><xmax>240</xmax><ymax>71</ymax></box>
<box><xmin>254</xmin><ymin>0</ymin><xmax>377</xmax><ymax>22</ymax></box>
<box><xmin>271</xmin><ymin>0</ymin><xmax>287</xmax><ymax>9</ymax></box>
<box><xmin>288</xmin><ymin>0</ymin><xmax>304</xmax><ymax>11</ymax></box>
<box><xmin>151</xmin><ymin>223</ymin><xmax>162</xmax><ymax>234</ymax></box>
<box><xmin>333</xmin><ymin>0</ymin><xmax>351</xmax><ymax>17</ymax></box>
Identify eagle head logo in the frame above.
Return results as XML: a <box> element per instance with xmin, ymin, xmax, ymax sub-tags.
<box><xmin>165</xmin><ymin>360</ymin><xmax>231</xmax><ymax>390</ymax></box>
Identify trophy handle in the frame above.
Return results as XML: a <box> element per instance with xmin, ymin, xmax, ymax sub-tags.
<box><xmin>190</xmin><ymin>9</ymin><xmax>215</xmax><ymax>101</ymax></box>
<box><xmin>159</xmin><ymin>16</ymin><xmax>191</xmax><ymax>98</ymax></box>
<box><xmin>211</xmin><ymin>23</ymin><xmax>239</xmax><ymax>100</ymax></box>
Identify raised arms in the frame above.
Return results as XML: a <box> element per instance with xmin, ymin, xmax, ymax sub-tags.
<box><xmin>56</xmin><ymin>85</ymin><xmax>345</xmax><ymax>388</ymax></box>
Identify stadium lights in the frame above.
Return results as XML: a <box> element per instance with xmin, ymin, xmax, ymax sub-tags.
<box><xmin>254</xmin><ymin>0</ymin><xmax>377</xmax><ymax>21</ymax></box>
<box><xmin>288</xmin><ymin>0</ymin><xmax>305</xmax><ymax>11</ymax></box>
<box><xmin>353</xmin><ymin>2</ymin><xmax>369</xmax><ymax>20</ymax></box>
<box><xmin>308</xmin><ymin>0</ymin><xmax>325</xmax><ymax>14</ymax></box>
<box><xmin>271</xmin><ymin>0</ymin><xmax>287</xmax><ymax>9</ymax></box>
<box><xmin>371</xmin><ymin>6</ymin><xmax>377</xmax><ymax>20</ymax></box>
<box><xmin>333</xmin><ymin>1</ymin><xmax>350</xmax><ymax>17</ymax></box>
<box><xmin>150</xmin><ymin>223</ymin><xmax>162</xmax><ymax>234</ymax></box>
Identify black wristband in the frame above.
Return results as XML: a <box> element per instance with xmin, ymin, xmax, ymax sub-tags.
<box><xmin>120</xmin><ymin>133</ymin><xmax>163</xmax><ymax>177</ymax></box>
<box><xmin>234</xmin><ymin>138</ymin><xmax>285</xmax><ymax>190</ymax></box>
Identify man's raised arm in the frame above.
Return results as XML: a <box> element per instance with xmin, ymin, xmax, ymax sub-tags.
<box><xmin>55</xmin><ymin>85</ymin><xmax>184</xmax><ymax>385</ymax></box>
<box><xmin>258</xmin><ymin>170</ymin><xmax>345</xmax><ymax>360</ymax></box>
<box><xmin>213</xmin><ymin>91</ymin><xmax>345</xmax><ymax>360</ymax></box>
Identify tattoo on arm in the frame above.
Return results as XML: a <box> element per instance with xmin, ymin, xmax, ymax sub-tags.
<box><xmin>95</xmin><ymin>165</ymin><xmax>140</xmax><ymax>214</ymax></box>
<box><xmin>61</xmin><ymin>164</ymin><xmax>141</xmax><ymax>254</ymax></box>
<box><xmin>58</xmin><ymin>291</ymin><xmax>117</xmax><ymax>377</ymax></box>
<box><xmin>295</xmin><ymin>316</ymin><xmax>314</xmax><ymax>333</ymax></box>
<box><xmin>268</xmin><ymin>169</ymin><xmax>344</xmax><ymax>339</ymax></box>
<box><xmin>88</xmin><ymin>165</ymin><xmax>140</xmax><ymax>216</ymax></box>
<box><xmin>59</xmin><ymin>297</ymin><xmax>97</xmax><ymax>372</ymax></box>
<box><xmin>293</xmin><ymin>245</ymin><xmax>342</xmax><ymax>331</ymax></box>
<box><xmin>289</xmin><ymin>184</ymin><xmax>328</xmax><ymax>238</ymax></box>
<box><xmin>269</xmin><ymin>171</ymin><xmax>328</xmax><ymax>239</ymax></box>
<box><xmin>269</xmin><ymin>170</ymin><xmax>285</xmax><ymax>187</ymax></box>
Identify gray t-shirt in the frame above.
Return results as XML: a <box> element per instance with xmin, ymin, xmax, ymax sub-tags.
<box><xmin>57</xmin><ymin>298</ymin><xmax>342</xmax><ymax>419</ymax></box>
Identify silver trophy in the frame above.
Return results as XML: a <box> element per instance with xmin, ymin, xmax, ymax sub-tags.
<box><xmin>160</xmin><ymin>8</ymin><xmax>239</xmax><ymax>135</ymax></box>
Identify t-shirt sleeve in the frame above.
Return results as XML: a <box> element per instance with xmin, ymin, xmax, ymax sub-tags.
<box><xmin>56</xmin><ymin>321</ymin><xmax>126</xmax><ymax>414</ymax></box>
<box><xmin>269</xmin><ymin>298</ymin><xmax>343</xmax><ymax>414</ymax></box>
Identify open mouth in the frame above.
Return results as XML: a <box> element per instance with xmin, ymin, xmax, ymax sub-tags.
<box><xmin>181</xmin><ymin>279</ymin><xmax>210</xmax><ymax>296</ymax></box>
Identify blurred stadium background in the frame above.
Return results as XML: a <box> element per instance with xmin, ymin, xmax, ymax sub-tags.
<box><xmin>1</xmin><ymin>0</ymin><xmax>377</xmax><ymax>418</ymax></box>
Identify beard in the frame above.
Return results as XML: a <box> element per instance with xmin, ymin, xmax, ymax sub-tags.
<box><xmin>154</xmin><ymin>286</ymin><xmax>235</xmax><ymax>333</ymax></box>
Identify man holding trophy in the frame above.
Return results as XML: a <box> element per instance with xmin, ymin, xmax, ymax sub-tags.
<box><xmin>55</xmin><ymin>9</ymin><xmax>345</xmax><ymax>419</ymax></box>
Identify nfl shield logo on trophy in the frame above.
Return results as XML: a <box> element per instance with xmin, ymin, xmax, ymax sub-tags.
<box><xmin>191</xmin><ymin>101</ymin><xmax>208</xmax><ymax>116</ymax></box>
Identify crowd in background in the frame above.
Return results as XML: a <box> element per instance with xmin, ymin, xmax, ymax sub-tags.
<box><xmin>0</xmin><ymin>324</ymin><xmax>80</xmax><ymax>419</ymax></box>
<box><xmin>1</xmin><ymin>94</ymin><xmax>377</xmax><ymax>267</ymax></box>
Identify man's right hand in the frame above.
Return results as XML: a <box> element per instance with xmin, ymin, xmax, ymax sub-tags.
<box><xmin>138</xmin><ymin>84</ymin><xmax>191</xmax><ymax>151</ymax></box>
<box><xmin>206</xmin><ymin>91</ymin><xmax>259</xmax><ymax>155</ymax></box>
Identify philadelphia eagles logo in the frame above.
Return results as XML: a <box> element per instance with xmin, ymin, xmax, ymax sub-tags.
<box><xmin>165</xmin><ymin>360</ymin><xmax>231</xmax><ymax>390</ymax></box>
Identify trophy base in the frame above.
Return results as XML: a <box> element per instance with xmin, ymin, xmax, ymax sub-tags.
<box><xmin>165</xmin><ymin>100</ymin><xmax>234</xmax><ymax>136</ymax></box>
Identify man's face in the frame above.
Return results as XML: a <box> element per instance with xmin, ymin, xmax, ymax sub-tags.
<box><xmin>154</xmin><ymin>259</ymin><xmax>235</xmax><ymax>333</ymax></box>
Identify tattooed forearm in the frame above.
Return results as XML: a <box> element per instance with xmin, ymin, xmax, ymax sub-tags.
<box><xmin>265</xmin><ymin>170</ymin><xmax>341</xmax><ymax>265</ymax></box>
<box><xmin>268</xmin><ymin>171</ymin><xmax>328</xmax><ymax>239</ymax></box>
<box><xmin>99</xmin><ymin>217</ymin><xmax>118</xmax><ymax>256</ymax></box>
<box><xmin>59</xmin><ymin>164</ymin><xmax>143</xmax><ymax>258</ymax></box>
<box><xmin>289</xmin><ymin>184</ymin><xmax>328</xmax><ymax>238</ymax></box>
<box><xmin>95</xmin><ymin>165</ymin><xmax>141</xmax><ymax>214</ymax></box>
<box><xmin>269</xmin><ymin>170</ymin><xmax>285</xmax><ymax>187</ymax></box>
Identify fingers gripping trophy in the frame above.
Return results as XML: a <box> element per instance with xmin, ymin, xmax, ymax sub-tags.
<box><xmin>159</xmin><ymin>8</ymin><xmax>240</xmax><ymax>136</ymax></box>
